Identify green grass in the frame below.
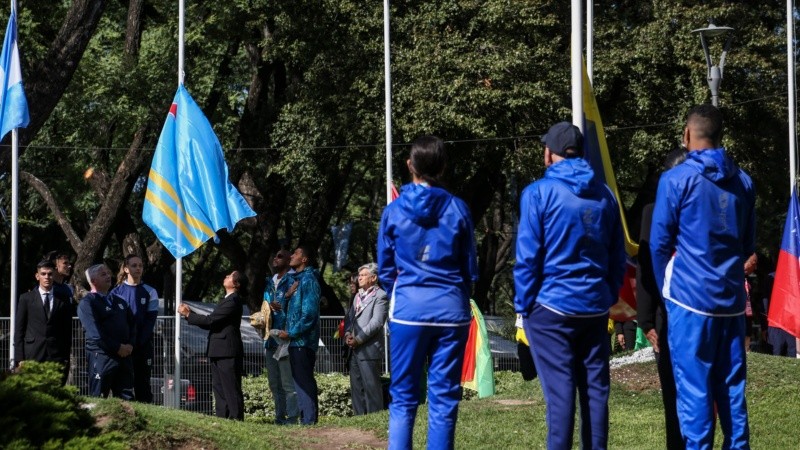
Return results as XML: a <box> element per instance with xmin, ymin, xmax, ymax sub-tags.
<box><xmin>90</xmin><ymin>353</ymin><xmax>800</xmax><ymax>449</ymax></box>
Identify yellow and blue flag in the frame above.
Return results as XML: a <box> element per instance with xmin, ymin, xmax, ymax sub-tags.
<box><xmin>0</xmin><ymin>8</ymin><xmax>29</xmax><ymax>140</ymax></box>
<box><xmin>581</xmin><ymin>63</ymin><xmax>637</xmax><ymax>256</ymax></box>
<box><xmin>582</xmin><ymin>63</ymin><xmax>639</xmax><ymax>321</ymax></box>
<box><xmin>143</xmin><ymin>86</ymin><xmax>256</xmax><ymax>259</ymax></box>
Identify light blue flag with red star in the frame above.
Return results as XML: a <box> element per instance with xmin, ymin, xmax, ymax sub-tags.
<box><xmin>143</xmin><ymin>86</ymin><xmax>256</xmax><ymax>259</ymax></box>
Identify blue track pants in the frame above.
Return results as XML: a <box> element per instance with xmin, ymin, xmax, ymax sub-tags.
<box><xmin>523</xmin><ymin>304</ymin><xmax>610</xmax><ymax>450</ymax></box>
<box><xmin>388</xmin><ymin>321</ymin><xmax>469</xmax><ymax>450</ymax></box>
<box><xmin>666</xmin><ymin>301</ymin><xmax>749</xmax><ymax>450</ymax></box>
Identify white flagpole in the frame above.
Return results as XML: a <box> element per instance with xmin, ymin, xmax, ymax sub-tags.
<box><xmin>383</xmin><ymin>0</ymin><xmax>393</xmax><ymax>205</ymax></box>
<box><xmin>9</xmin><ymin>0</ymin><xmax>18</xmax><ymax>370</ymax></box>
<box><xmin>9</xmin><ymin>137</ymin><xmax>18</xmax><ymax>368</ymax></box>
<box><xmin>571</xmin><ymin>0</ymin><xmax>583</xmax><ymax>131</ymax></box>
<box><xmin>788</xmin><ymin>0</ymin><xmax>796</xmax><ymax>194</ymax></box>
<box><xmin>173</xmin><ymin>0</ymin><xmax>185</xmax><ymax>409</ymax></box>
<box><xmin>382</xmin><ymin>0</ymin><xmax>392</xmax><ymax>373</ymax></box>
<box><xmin>586</xmin><ymin>0</ymin><xmax>593</xmax><ymax>84</ymax></box>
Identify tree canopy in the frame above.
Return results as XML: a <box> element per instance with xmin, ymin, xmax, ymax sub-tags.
<box><xmin>0</xmin><ymin>1</ymin><xmax>793</xmax><ymax>316</ymax></box>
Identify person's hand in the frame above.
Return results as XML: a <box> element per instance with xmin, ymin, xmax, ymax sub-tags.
<box><xmin>286</xmin><ymin>281</ymin><xmax>299</xmax><ymax>298</ymax></box>
<box><xmin>269</xmin><ymin>301</ymin><xmax>281</xmax><ymax>312</ymax></box>
<box><xmin>278</xmin><ymin>330</ymin><xmax>289</xmax><ymax>340</ymax></box>
<box><xmin>118</xmin><ymin>343</ymin><xmax>133</xmax><ymax>358</ymax></box>
<box><xmin>645</xmin><ymin>329</ymin><xmax>660</xmax><ymax>353</ymax></box>
<box><xmin>177</xmin><ymin>304</ymin><xmax>190</xmax><ymax>318</ymax></box>
<box><xmin>616</xmin><ymin>333</ymin><xmax>626</xmax><ymax>350</ymax></box>
<box><xmin>345</xmin><ymin>334</ymin><xmax>357</xmax><ymax>348</ymax></box>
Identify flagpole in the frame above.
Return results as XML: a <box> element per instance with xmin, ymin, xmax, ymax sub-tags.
<box><xmin>382</xmin><ymin>0</ymin><xmax>392</xmax><ymax>374</ymax></box>
<box><xmin>788</xmin><ymin>0</ymin><xmax>796</xmax><ymax>194</ymax></box>
<box><xmin>571</xmin><ymin>0</ymin><xmax>583</xmax><ymax>130</ymax></box>
<box><xmin>9</xmin><ymin>132</ymin><xmax>17</xmax><ymax>368</ymax></box>
<box><xmin>383</xmin><ymin>0</ymin><xmax>393</xmax><ymax>205</ymax></box>
<box><xmin>586</xmin><ymin>0</ymin><xmax>593</xmax><ymax>84</ymax></box>
<box><xmin>173</xmin><ymin>0</ymin><xmax>185</xmax><ymax>409</ymax></box>
<box><xmin>8</xmin><ymin>0</ymin><xmax>18</xmax><ymax>370</ymax></box>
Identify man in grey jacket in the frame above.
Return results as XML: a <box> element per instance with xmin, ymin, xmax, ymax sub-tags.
<box><xmin>345</xmin><ymin>262</ymin><xmax>388</xmax><ymax>415</ymax></box>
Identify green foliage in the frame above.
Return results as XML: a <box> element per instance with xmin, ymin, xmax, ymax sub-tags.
<box><xmin>242</xmin><ymin>371</ymin><xmax>276</xmax><ymax>423</ymax></box>
<box><xmin>316</xmin><ymin>372</ymin><xmax>355</xmax><ymax>417</ymax></box>
<box><xmin>243</xmin><ymin>371</ymin><xmax>355</xmax><ymax>422</ymax></box>
<box><xmin>1</xmin><ymin>1</ymin><xmax>796</xmax><ymax>319</ymax></box>
<box><xmin>0</xmin><ymin>362</ymin><xmax>95</xmax><ymax>448</ymax></box>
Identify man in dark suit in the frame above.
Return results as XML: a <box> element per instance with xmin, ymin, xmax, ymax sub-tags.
<box><xmin>178</xmin><ymin>270</ymin><xmax>247</xmax><ymax>420</ymax></box>
<box><xmin>344</xmin><ymin>262</ymin><xmax>388</xmax><ymax>415</ymax></box>
<box><xmin>14</xmin><ymin>260</ymin><xmax>74</xmax><ymax>384</ymax></box>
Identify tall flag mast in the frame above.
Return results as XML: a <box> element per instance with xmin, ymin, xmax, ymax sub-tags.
<box><xmin>7</xmin><ymin>0</ymin><xmax>31</xmax><ymax>369</ymax></box>
<box><xmin>383</xmin><ymin>0</ymin><xmax>393</xmax><ymax>206</ymax></box>
<box><xmin>142</xmin><ymin>0</ymin><xmax>256</xmax><ymax>405</ymax></box>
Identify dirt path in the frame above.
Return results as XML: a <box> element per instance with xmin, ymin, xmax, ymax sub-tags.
<box><xmin>302</xmin><ymin>427</ymin><xmax>387</xmax><ymax>449</ymax></box>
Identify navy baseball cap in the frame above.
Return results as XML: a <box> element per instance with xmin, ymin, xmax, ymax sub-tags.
<box><xmin>541</xmin><ymin>122</ymin><xmax>584</xmax><ymax>157</ymax></box>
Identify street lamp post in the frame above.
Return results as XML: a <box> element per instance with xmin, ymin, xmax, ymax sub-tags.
<box><xmin>692</xmin><ymin>22</ymin><xmax>735</xmax><ymax>107</ymax></box>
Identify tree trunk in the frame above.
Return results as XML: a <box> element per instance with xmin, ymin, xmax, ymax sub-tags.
<box><xmin>123</xmin><ymin>0</ymin><xmax>145</xmax><ymax>63</ymax></box>
<box><xmin>73</xmin><ymin>125</ymin><xmax>151</xmax><ymax>285</ymax></box>
<box><xmin>474</xmin><ymin>187</ymin><xmax>505</xmax><ymax>313</ymax></box>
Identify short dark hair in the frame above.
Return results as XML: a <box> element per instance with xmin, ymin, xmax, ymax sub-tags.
<box><xmin>36</xmin><ymin>260</ymin><xmax>56</xmax><ymax>271</ymax></box>
<box><xmin>409</xmin><ymin>135</ymin><xmax>447</xmax><ymax>186</ymax></box>
<box><xmin>296</xmin><ymin>244</ymin><xmax>316</xmax><ymax>266</ymax></box>
<box><xmin>686</xmin><ymin>104</ymin><xmax>724</xmax><ymax>146</ymax></box>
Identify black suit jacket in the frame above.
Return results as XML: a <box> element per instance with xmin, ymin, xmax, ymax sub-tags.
<box><xmin>636</xmin><ymin>203</ymin><xmax>662</xmax><ymax>334</ymax></box>
<box><xmin>186</xmin><ymin>293</ymin><xmax>244</xmax><ymax>359</ymax></box>
<box><xmin>14</xmin><ymin>288</ymin><xmax>74</xmax><ymax>365</ymax></box>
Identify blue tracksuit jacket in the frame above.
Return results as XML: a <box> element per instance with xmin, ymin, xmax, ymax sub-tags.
<box><xmin>377</xmin><ymin>183</ymin><xmax>479</xmax><ymax>326</ymax></box>
<box><xmin>514</xmin><ymin>158</ymin><xmax>626</xmax><ymax>317</ymax></box>
<box><xmin>650</xmin><ymin>148</ymin><xmax>756</xmax><ymax>315</ymax></box>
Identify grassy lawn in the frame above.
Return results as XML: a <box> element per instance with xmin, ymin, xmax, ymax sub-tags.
<box><xmin>93</xmin><ymin>352</ymin><xmax>800</xmax><ymax>449</ymax></box>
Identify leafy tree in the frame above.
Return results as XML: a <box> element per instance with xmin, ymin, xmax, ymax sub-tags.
<box><xmin>0</xmin><ymin>1</ymin><xmax>794</xmax><ymax>319</ymax></box>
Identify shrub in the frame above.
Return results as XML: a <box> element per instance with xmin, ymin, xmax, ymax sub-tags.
<box><xmin>316</xmin><ymin>373</ymin><xmax>353</xmax><ymax>417</ymax></box>
<box><xmin>243</xmin><ymin>371</ymin><xmax>355</xmax><ymax>422</ymax></box>
<box><xmin>0</xmin><ymin>362</ymin><xmax>96</xmax><ymax>448</ymax></box>
<box><xmin>242</xmin><ymin>372</ymin><xmax>275</xmax><ymax>423</ymax></box>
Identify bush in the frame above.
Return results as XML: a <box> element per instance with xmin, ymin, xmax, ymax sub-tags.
<box><xmin>242</xmin><ymin>372</ymin><xmax>275</xmax><ymax>423</ymax></box>
<box><xmin>316</xmin><ymin>373</ymin><xmax>353</xmax><ymax>417</ymax></box>
<box><xmin>243</xmin><ymin>371</ymin><xmax>354</xmax><ymax>422</ymax></box>
<box><xmin>0</xmin><ymin>362</ymin><xmax>96</xmax><ymax>448</ymax></box>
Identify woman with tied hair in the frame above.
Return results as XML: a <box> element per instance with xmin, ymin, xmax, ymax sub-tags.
<box><xmin>179</xmin><ymin>270</ymin><xmax>248</xmax><ymax>420</ymax></box>
<box><xmin>109</xmin><ymin>255</ymin><xmax>159</xmax><ymax>403</ymax></box>
<box><xmin>378</xmin><ymin>135</ymin><xmax>479</xmax><ymax>450</ymax></box>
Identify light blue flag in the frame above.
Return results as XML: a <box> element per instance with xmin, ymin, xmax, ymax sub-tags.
<box><xmin>0</xmin><ymin>9</ymin><xmax>29</xmax><ymax>140</ymax></box>
<box><xmin>143</xmin><ymin>86</ymin><xmax>256</xmax><ymax>259</ymax></box>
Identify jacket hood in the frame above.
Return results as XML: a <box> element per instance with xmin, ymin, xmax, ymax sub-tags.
<box><xmin>397</xmin><ymin>183</ymin><xmax>452</xmax><ymax>226</ymax></box>
<box><xmin>685</xmin><ymin>148</ymin><xmax>738</xmax><ymax>183</ymax></box>
<box><xmin>545</xmin><ymin>158</ymin><xmax>598</xmax><ymax>196</ymax></box>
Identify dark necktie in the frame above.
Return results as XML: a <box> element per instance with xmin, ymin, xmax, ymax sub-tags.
<box><xmin>43</xmin><ymin>292</ymin><xmax>51</xmax><ymax>319</ymax></box>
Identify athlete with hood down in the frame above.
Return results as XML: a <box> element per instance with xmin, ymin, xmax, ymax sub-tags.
<box><xmin>378</xmin><ymin>135</ymin><xmax>478</xmax><ymax>450</ymax></box>
<box><xmin>650</xmin><ymin>104</ymin><xmax>755</xmax><ymax>449</ymax></box>
<box><xmin>514</xmin><ymin>121</ymin><xmax>626</xmax><ymax>450</ymax></box>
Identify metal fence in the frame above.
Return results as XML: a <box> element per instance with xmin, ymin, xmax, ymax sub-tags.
<box><xmin>2</xmin><ymin>315</ymin><xmax>518</xmax><ymax>416</ymax></box>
